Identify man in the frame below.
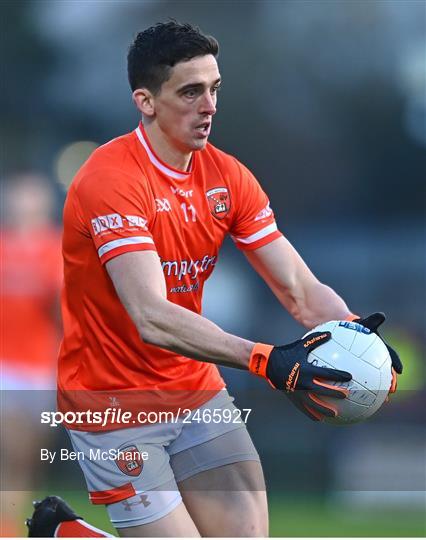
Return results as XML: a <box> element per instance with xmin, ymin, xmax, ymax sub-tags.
<box><xmin>0</xmin><ymin>173</ymin><xmax>62</xmax><ymax>536</ymax></box>
<box><xmin>30</xmin><ymin>22</ymin><xmax>402</xmax><ymax>538</ymax></box>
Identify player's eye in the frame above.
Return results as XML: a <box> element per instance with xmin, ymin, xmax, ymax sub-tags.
<box><xmin>211</xmin><ymin>84</ymin><xmax>221</xmax><ymax>94</ymax></box>
<box><xmin>183</xmin><ymin>88</ymin><xmax>198</xmax><ymax>98</ymax></box>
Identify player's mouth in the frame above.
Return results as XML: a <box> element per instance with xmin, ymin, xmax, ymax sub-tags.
<box><xmin>194</xmin><ymin>121</ymin><xmax>211</xmax><ymax>138</ymax></box>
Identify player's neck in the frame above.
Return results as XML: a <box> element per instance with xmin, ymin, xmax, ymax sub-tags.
<box><xmin>143</xmin><ymin>122</ymin><xmax>192</xmax><ymax>172</ymax></box>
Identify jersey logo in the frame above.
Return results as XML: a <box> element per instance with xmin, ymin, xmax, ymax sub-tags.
<box><xmin>115</xmin><ymin>445</ymin><xmax>144</xmax><ymax>477</ymax></box>
<box><xmin>206</xmin><ymin>187</ymin><xmax>231</xmax><ymax>219</ymax></box>
<box><xmin>109</xmin><ymin>396</ymin><xmax>120</xmax><ymax>407</ymax></box>
<box><xmin>126</xmin><ymin>215</ymin><xmax>148</xmax><ymax>230</ymax></box>
<box><xmin>155</xmin><ymin>198</ymin><xmax>172</xmax><ymax>212</ymax></box>
<box><xmin>91</xmin><ymin>213</ymin><xmax>123</xmax><ymax>235</ymax></box>
<box><xmin>170</xmin><ymin>186</ymin><xmax>193</xmax><ymax>198</ymax></box>
<box><xmin>91</xmin><ymin>214</ymin><xmax>147</xmax><ymax>235</ymax></box>
<box><xmin>255</xmin><ymin>202</ymin><xmax>273</xmax><ymax>221</ymax></box>
<box><xmin>161</xmin><ymin>255</ymin><xmax>216</xmax><ymax>281</ymax></box>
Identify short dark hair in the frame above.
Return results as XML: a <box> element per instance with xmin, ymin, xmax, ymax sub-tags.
<box><xmin>127</xmin><ymin>21</ymin><xmax>219</xmax><ymax>94</ymax></box>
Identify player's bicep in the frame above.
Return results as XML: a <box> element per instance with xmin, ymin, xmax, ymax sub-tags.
<box><xmin>244</xmin><ymin>236</ymin><xmax>317</xmax><ymax>294</ymax></box>
<box><xmin>106</xmin><ymin>251</ymin><xmax>167</xmax><ymax>328</ymax></box>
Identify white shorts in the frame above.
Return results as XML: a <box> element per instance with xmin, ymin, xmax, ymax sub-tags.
<box><xmin>67</xmin><ymin>390</ymin><xmax>259</xmax><ymax>529</ymax></box>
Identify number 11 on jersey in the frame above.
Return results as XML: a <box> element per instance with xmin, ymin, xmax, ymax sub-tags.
<box><xmin>181</xmin><ymin>203</ymin><xmax>197</xmax><ymax>223</ymax></box>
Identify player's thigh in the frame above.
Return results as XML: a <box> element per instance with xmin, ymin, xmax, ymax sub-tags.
<box><xmin>171</xmin><ymin>425</ymin><xmax>268</xmax><ymax>537</ymax></box>
<box><xmin>117</xmin><ymin>500</ymin><xmax>200</xmax><ymax>538</ymax></box>
<box><xmin>179</xmin><ymin>460</ymin><xmax>268</xmax><ymax>538</ymax></box>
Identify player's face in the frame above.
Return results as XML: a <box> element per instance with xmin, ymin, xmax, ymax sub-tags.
<box><xmin>153</xmin><ymin>54</ymin><xmax>220</xmax><ymax>152</ymax></box>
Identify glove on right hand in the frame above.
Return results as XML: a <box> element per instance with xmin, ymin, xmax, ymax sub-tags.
<box><xmin>249</xmin><ymin>332</ymin><xmax>352</xmax><ymax>421</ymax></box>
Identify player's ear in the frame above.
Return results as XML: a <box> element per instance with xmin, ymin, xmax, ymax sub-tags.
<box><xmin>132</xmin><ymin>88</ymin><xmax>155</xmax><ymax>117</ymax></box>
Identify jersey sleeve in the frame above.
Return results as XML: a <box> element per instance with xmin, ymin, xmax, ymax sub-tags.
<box><xmin>75</xmin><ymin>168</ymin><xmax>156</xmax><ymax>265</ymax></box>
<box><xmin>229</xmin><ymin>159</ymin><xmax>283</xmax><ymax>251</ymax></box>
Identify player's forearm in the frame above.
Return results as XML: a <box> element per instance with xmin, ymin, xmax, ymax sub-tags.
<box><xmin>137</xmin><ymin>298</ymin><xmax>254</xmax><ymax>369</ymax></box>
<box><xmin>278</xmin><ymin>280</ymin><xmax>353</xmax><ymax>329</ymax></box>
<box><xmin>245</xmin><ymin>238</ymin><xmax>354</xmax><ymax>329</ymax></box>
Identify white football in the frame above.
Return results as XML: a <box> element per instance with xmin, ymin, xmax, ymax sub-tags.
<box><xmin>303</xmin><ymin>320</ymin><xmax>392</xmax><ymax>424</ymax></box>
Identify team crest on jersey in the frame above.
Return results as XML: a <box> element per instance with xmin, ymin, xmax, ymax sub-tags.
<box><xmin>206</xmin><ymin>187</ymin><xmax>231</xmax><ymax>219</ymax></box>
<box><xmin>115</xmin><ymin>445</ymin><xmax>144</xmax><ymax>477</ymax></box>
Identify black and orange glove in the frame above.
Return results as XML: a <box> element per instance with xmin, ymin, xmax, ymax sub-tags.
<box><xmin>353</xmin><ymin>312</ymin><xmax>402</xmax><ymax>394</ymax></box>
<box><xmin>249</xmin><ymin>332</ymin><xmax>352</xmax><ymax>421</ymax></box>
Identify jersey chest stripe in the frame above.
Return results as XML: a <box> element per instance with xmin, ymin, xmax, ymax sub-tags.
<box><xmin>98</xmin><ymin>236</ymin><xmax>154</xmax><ymax>257</ymax></box>
<box><xmin>232</xmin><ymin>222</ymin><xmax>278</xmax><ymax>244</ymax></box>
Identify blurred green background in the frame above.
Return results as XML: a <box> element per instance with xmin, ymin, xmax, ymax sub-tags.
<box><xmin>28</xmin><ymin>490</ymin><xmax>425</xmax><ymax>537</ymax></box>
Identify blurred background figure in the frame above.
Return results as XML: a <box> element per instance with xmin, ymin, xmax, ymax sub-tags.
<box><xmin>0</xmin><ymin>173</ymin><xmax>63</xmax><ymax>536</ymax></box>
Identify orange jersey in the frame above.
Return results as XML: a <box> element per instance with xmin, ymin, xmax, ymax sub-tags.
<box><xmin>58</xmin><ymin>123</ymin><xmax>282</xmax><ymax>429</ymax></box>
<box><xmin>1</xmin><ymin>227</ymin><xmax>62</xmax><ymax>378</ymax></box>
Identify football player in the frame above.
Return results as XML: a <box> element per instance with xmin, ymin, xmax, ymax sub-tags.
<box><xmin>49</xmin><ymin>21</ymin><xmax>402</xmax><ymax>537</ymax></box>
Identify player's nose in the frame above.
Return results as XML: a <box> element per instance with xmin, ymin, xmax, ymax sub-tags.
<box><xmin>200</xmin><ymin>91</ymin><xmax>216</xmax><ymax>115</ymax></box>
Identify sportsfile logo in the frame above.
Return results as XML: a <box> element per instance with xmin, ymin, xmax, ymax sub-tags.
<box><xmin>91</xmin><ymin>214</ymin><xmax>147</xmax><ymax>235</ymax></box>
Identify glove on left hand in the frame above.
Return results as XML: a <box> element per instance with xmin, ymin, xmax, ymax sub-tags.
<box><xmin>355</xmin><ymin>312</ymin><xmax>402</xmax><ymax>393</ymax></box>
